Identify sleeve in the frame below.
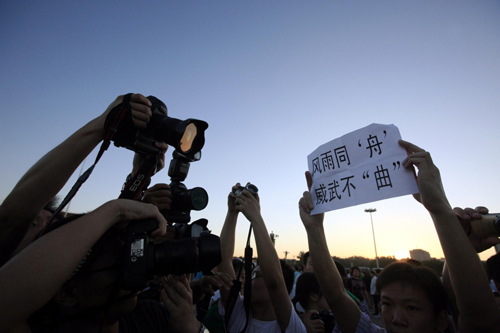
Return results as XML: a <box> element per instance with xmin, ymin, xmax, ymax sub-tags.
<box><xmin>333</xmin><ymin>312</ymin><xmax>385</xmax><ymax>333</ymax></box>
<box><xmin>218</xmin><ymin>294</ymin><xmax>246</xmax><ymax>332</ymax></box>
<box><xmin>285</xmin><ymin>301</ymin><xmax>307</xmax><ymax>333</ymax></box>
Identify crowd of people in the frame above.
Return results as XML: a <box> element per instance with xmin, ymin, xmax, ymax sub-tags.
<box><xmin>0</xmin><ymin>94</ymin><xmax>499</xmax><ymax>333</ymax></box>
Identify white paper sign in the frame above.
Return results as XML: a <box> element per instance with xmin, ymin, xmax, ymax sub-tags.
<box><xmin>308</xmin><ymin>123</ymin><xmax>419</xmax><ymax>214</ymax></box>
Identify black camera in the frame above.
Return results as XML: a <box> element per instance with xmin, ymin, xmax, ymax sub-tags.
<box><xmin>113</xmin><ymin>95</ymin><xmax>220</xmax><ymax>290</ymax></box>
<box><xmin>310</xmin><ymin>310</ymin><xmax>335</xmax><ymax>333</ymax></box>
<box><xmin>121</xmin><ymin>218</ymin><xmax>221</xmax><ymax>291</ymax></box>
<box><xmin>166</xmin><ymin>150</ymin><xmax>208</xmax><ymax>223</ymax></box>
<box><xmin>234</xmin><ymin>183</ymin><xmax>258</xmax><ymax>197</ymax></box>
<box><xmin>111</xmin><ymin>95</ymin><xmax>208</xmax><ymax>162</ymax></box>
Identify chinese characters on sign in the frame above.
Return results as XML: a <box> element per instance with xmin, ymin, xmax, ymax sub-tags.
<box><xmin>307</xmin><ymin>124</ymin><xmax>419</xmax><ymax>215</ymax></box>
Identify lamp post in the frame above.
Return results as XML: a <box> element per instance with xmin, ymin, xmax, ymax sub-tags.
<box><xmin>365</xmin><ymin>208</ymin><xmax>379</xmax><ymax>269</ymax></box>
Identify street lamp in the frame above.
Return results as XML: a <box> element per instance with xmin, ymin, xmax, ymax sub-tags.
<box><xmin>364</xmin><ymin>208</ymin><xmax>379</xmax><ymax>269</ymax></box>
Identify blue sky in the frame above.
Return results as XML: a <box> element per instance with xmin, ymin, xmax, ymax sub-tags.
<box><xmin>1</xmin><ymin>1</ymin><xmax>499</xmax><ymax>261</ymax></box>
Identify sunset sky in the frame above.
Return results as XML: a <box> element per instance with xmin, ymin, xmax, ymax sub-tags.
<box><xmin>1</xmin><ymin>1</ymin><xmax>499</xmax><ymax>263</ymax></box>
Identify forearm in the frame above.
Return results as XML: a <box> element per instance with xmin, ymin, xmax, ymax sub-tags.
<box><xmin>251</xmin><ymin>215</ymin><xmax>292</xmax><ymax>330</ymax></box>
<box><xmin>0</xmin><ymin>200</ymin><xmax>119</xmax><ymax>327</ymax></box>
<box><xmin>252</xmin><ymin>216</ymin><xmax>283</xmax><ymax>289</ymax></box>
<box><xmin>218</xmin><ymin>210</ymin><xmax>238</xmax><ymax>277</ymax></box>
<box><xmin>306</xmin><ymin>224</ymin><xmax>360</xmax><ymax>333</ymax></box>
<box><xmin>431</xmin><ymin>209</ymin><xmax>500</xmax><ymax>330</ymax></box>
<box><xmin>0</xmin><ymin>118</ymin><xmax>103</xmax><ymax>262</ymax></box>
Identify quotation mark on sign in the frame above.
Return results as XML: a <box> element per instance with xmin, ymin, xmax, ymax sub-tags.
<box><xmin>393</xmin><ymin>161</ymin><xmax>401</xmax><ymax>170</ymax></box>
<box><xmin>363</xmin><ymin>170</ymin><xmax>370</xmax><ymax>179</ymax></box>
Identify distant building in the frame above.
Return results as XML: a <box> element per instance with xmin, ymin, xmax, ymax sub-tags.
<box><xmin>410</xmin><ymin>249</ymin><xmax>431</xmax><ymax>261</ymax></box>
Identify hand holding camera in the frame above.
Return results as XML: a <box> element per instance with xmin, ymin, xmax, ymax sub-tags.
<box><xmin>453</xmin><ymin>206</ymin><xmax>500</xmax><ymax>253</ymax></box>
<box><xmin>234</xmin><ymin>183</ymin><xmax>260</xmax><ymax>223</ymax></box>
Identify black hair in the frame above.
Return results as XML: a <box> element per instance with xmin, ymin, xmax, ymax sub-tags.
<box><xmin>487</xmin><ymin>252</ymin><xmax>500</xmax><ymax>282</ymax></box>
<box><xmin>302</xmin><ymin>252</ymin><xmax>310</xmax><ymax>267</ymax></box>
<box><xmin>351</xmin><ymin>266</ymin><xmax>360</xmax><ymax>274</ymax></box>
<box><xmin>376</xmin><ymin>261</ymin><xmax>448</xmax><ymax>316</ymax></box>
<box><xmin>280</xmin><ymin>260</ymin><xmax>295</xmax><ymax>295</ymax></box>
<box><xmin>292</xmin><ymin>272</ymin><xmax>322</xmax><ymax>310</ymax></box>
<box><xmin>334</xmin><ymin>260</ymin><xmax>347</xmax><ymax>278</ymax></box>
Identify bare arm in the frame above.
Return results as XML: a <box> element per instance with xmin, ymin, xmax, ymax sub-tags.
<box><xmin>299</xmin><ymin>171</ymin><xmax>360</xmax><ymax>333</ymax></box>
<box><xmin>400</xmin><ymin>140</ymin><xmax>500</xmax><ymax>333</ymax></box>
<box><xmin>217</xmin><ymin>183</ymin><xmax>240</xmax><ymax>307</ymax></box>
<box><xmin>236</xmin><ymin>190</ymin><xmax>292</xmax><ymax>332</ymax></box>
<box><xmin>0</xmin><ymin>94</ymin><xmax>153</xmax><ymax>266</ymax></box>
<box><xmin>0</xmin><ymin>199</ymin><xmax>166</xmax><ymax>331</ymax></box>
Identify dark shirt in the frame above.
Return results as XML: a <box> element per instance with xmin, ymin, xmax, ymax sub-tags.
<box><xmin>119</xmin><ymin>300</ymin><xmax>170</xmax><ymax>333</ymax></box>
<box><xmin>346</xmin><ymin>277</ymin><xmax>366</xmax><ymax>301</ymax></box>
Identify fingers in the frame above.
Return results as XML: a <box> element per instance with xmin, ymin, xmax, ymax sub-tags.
<box><xmin>305</xmin><ymin>171</ymin><xmax>313</xmax><ymax>192</ymax></box>
<box><xmin>398</xmin><ymin>139</ymin><xmax>425</xmax><ymax>153</ymax></box>
<box><xmin>143</xmin><ymin>183</ymin><xmax>172</xmax><ymax>211</ymax></box>
<box><xmin>130</xmin><ymin>93</ymin><xmax>152</xmax><ymax>106</ymax></box>
<box><xmin>454</xmin><ymin>207</ymin><xmax>487</xmax><ymax>220</ymax></box>
<box><xmin>475</xmin><ymin>206</ymin><xmax>489</xmax><ymax>214</ymax></box>
<box><xmin>150</xmin><ymin>208</ymin><xmax>168</xmax><ymax>240</ymax></box>
<box><xmin>161</xmin><ymin>275</ymin><xmax>192</xmax><ymax>307</ymax></box>
<box><xmin>299</xmin><ymin>191</ymin><xmax>314</xmax><ymax>213</ymax></box>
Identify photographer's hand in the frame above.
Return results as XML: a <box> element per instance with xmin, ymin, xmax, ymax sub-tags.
<box><xmin>97</xmin><ymin>93</ymin><xmax>153</xmax><ymax>134</ymax></box>
<box><xmin>142</xmin><ymin>183</ymin><xmax>173</xmax><ymax>211</ymax></box>
<box><xmin>303</xmin><ymin>310</ymin><xmax>325</xmax><ymax>333</ymax></box>
<box><xmin>227</xmin><ymin>183</ymin><xmax>241</xmax><ymax>214</ymax></box>
<box><xmin>234</xmin><ymin>189</ymin><xmax>261</xmax><ymax>223</ymax></box>
<box><xmin>453</xmin><ymin>206</ymin><xmax>500</xmax><ymax>253</ymax></box>
<box><xmin>161</xmin><ymin>274</ymin><xmax>202</xmax><ymax>333</ymax></box>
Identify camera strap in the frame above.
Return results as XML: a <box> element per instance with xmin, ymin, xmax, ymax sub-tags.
<box><xmin>38</xmin><ymin>94</ymin><xmax>133</xmax><ymax>239</ymax></box>
<box><xmin>119</xmin><ymin>155</ymin><xmax>157</xmax><ymax>200</ymax></box>
<box><xmin>224</xmin><ymin>225</ymin><xmax>253</xmax><ymax>333</ymax></box>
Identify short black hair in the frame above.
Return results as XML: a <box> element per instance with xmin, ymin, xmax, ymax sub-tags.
<box><xmin>302</xmin><ymin>252</ymin><xmax>310</xmax><ymax>267</ymax></box>
<box><xmin>293</xmin><ymin>272</ymin><xmax>321</xmax><ymax>310</ymax></box>
<box><xmin>487</xmin><ymin>252</ymin><xmax>500</xmax><ymax>282</ymax></box>
<box><xmin>334</xmin><ymin>260</ymin><xmax>347</xmax><ymax>279</ymax></box>
<box><xmin>376</xmin><ymin>261</ymin><xmax>448</xmax><ymax>316</ymax></box>
<box><xmin>351</xmin><ymin>266</ymin><xmax>360</xmax><ymax>274</ymax></box>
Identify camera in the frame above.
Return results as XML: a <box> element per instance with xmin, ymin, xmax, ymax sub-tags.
<box><xmin>310</xmin><ymin>310</ymin><xmax>335</xmax><ymax>333</ymax></box>
<box><xmin>234</xmin><ymin>183</ymin><xmax>259</xmax><ymax>197</ymax></box>
<box><xmin>471</xmin><ymin>213</ymin><xmax>500</xmax><ymax>237</ymax></box>
<box><xmin>166</xmin><ymin>150</ymin><xmax>208</xmax><ymax>223</ymax></box>
<box><xmin>121</xmin><ymin>218</ymin><xmax>221</xmax><ymax>290</ymax></box>
<box><xmin>112</xmin><ymin>95</ymin><xmax>220</xmax><ymax>290</ymax></box>
<box><xmin>111</xmin><ymin>95</ymin><xmax>208</xmax><ymax>161</ymax></box>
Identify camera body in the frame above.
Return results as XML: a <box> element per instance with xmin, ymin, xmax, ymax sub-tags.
<box><xmin>310</xmin><ymin>310</ymin><xmax>335</xmax><ymax>333</ymax></box>
<box><xmin>471</xmin><ymin>213</ymin><xmax>500</xmax><ymax>237</ymax></box>
<box><xmin>111</xmin><ymin>95</ymin><xmax>208</xmax><ymax>161</ymax></box>
<box><xmin>234</xmin><ymin>184</ymin><xmax>259</xmax><ymax>197</ymax></box>
<box><xmin>121</xmin><ymin>218</ymin><xmax>221</xmax><ymax>291</ymax></box>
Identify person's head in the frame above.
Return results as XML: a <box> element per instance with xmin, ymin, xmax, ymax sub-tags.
<box><xmin>250</xmin><ymin>260</ymin><xmax>294</xmax><ymax>305</ymax></box>
<box><xmin>334</xmin><ymin>260</ymin><xmax>346</xmax><ymax>279</ymax></box>
<box><xmin>370</xmin><ymin>270</ymin><xmax>376</xmax><ymax>278</ymax></box>
<box><xmin>376</xmin><ymin>262</ymin><xmax>448</xmax><ymax>333</ymax></box>
<box><xmin>303</xmin><ymin>252</ymin><xmax>313</xmax><ymax>273</ymax></box>
<box><xmin>232</xmin><ymin>258</ymin><xmax>245</xmax><ymax>293</ymax></box>
<box><xmin>293</xmin><ymin>272</ymin><xmax>329</xmax><ymax>312</ymax></box>
<box><xmin>351</xmin><ymin>266</ymin><xmax>361</xmax><ymax>278</ymax></box>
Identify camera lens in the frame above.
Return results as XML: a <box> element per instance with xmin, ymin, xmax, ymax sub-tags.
<box><xmin>173</xmin><ymin>187</ymin><xmax>208</xmax><ymax>211</ymax></box>
<box><xmin>152</xmin><ymin>234</ymin><xmax>221</xmax><ymax>275</ymax></box>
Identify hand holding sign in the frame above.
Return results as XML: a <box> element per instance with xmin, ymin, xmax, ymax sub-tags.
<box><xmin>307</xmin><ymin>124</ymin><xmax>419</xmax><ymax>215</ymax></box>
